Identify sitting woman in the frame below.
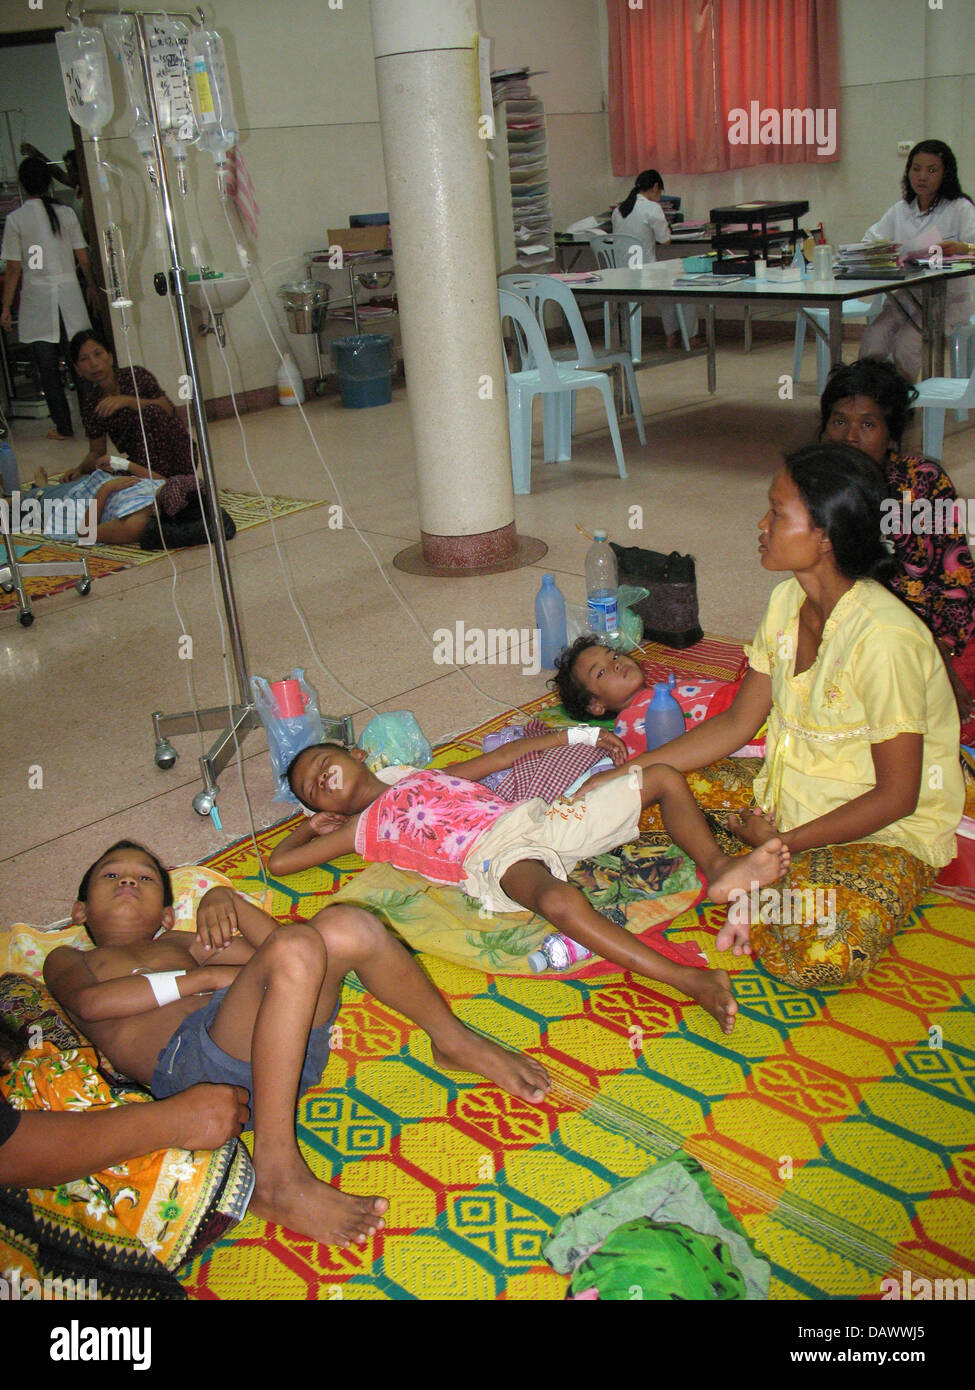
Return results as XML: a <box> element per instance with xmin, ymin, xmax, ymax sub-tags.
<box><xmin>820</xmin><ymin>357</ymin><xmax>975</xmax><ymax>739</ymax></box>
<box><xmin>40</xmin><ymin>329</ymin><xmax>234</xmax><ymax>550</ymax></box>
<box><xmin>569</xmin><ymin>442</ymin><xmax>963</xmax><ymax>989</ymax></box>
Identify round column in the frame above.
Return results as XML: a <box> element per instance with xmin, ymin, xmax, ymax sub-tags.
<box><xmin>370</xmin><ymin>0</ymin><xmax>542</xmax><ymax>574</ymax></box>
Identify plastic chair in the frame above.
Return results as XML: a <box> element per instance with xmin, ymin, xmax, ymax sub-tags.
<box><xmin>912</xmin><ymin>355</ymin><xmax>975</xmax><ymax>461</ymax></box>
<box><xmin>792</xmin><ymin>297</ymin><xmax>882</xmax><ymax>393</ymax></box>
<box><xmin>586</xmin><ymin>231</ymin><xmax>693</xmax><ymax>358</ymax></box>
<box><xmin>499</xmin><ymin>273</ymin><xmax>646</xmax><ymax>450</ymax></box>
<box><xmin>948</xmin><ymin>315</ymin><xmax>975</xmax><ymax>422</ymax></box>
<box><xmin>498</xmin><ymin>289</ymin><xmax>626</xmax><ymax>494</ymax></box>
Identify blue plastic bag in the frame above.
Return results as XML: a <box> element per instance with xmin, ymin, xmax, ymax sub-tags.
<box><xmin>357</xmin><ymin>711</ymin><xmax>432</xmax><ymax>772</ymax></box>
<box><xmin>251</xmin><ymin>668</ymin><xmax>325</xmax><ymax>802</ymax></box>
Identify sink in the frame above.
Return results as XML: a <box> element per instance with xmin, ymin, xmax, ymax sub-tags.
<box><xmin>187</xmin><ymin>273</ymin><xmax>250</xmax><ymax>312</ymax></box>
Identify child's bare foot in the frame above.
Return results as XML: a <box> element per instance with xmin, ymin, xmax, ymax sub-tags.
<box><xmin>685</xmin><ymin>967</ymin><xmax>737</xmax><ymax>1035</ymax></box>
<box><xmin>431</xmin><ymin>1026</ymin><xmax>550</xmax><ymax>1104</ymax></box>
<box><xmin>31</xmin><ymin>466</ymin><xmax>49</xmax><ymax>486</ymax></box>
<box><xmin>251</xmin><ymin>1166</ymin><xmax>388</xmax><ymax>1247</ymax></box>
<box><xmin>45</xmin><ymin>429</ymin><xmax>72</xmax><ymax>441</ymax></box>
<box><xmin>708</xmin><ymin>839</ymin><xmax>790</xmax><ymax>905</ymax></box>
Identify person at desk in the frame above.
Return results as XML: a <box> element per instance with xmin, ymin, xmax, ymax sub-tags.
<box><xmin>612</xmin><ymin>169</ymin><xmax>701</xmax><ymax>350</ymax></box>
<box><xmin>0</xmin><ymin>157</ymin><xmax>94</xmax><ymax>440</ymax></box>
<box><xmin>859</xmin><ymin>140</ymin><xmax>975</xmax><ymax>381</ymax></box>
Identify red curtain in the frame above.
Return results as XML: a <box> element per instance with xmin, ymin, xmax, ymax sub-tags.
<box><xmin>608</xmin><ymin>0</ymin><xmax>840</xmax><ymax>175</ymax></box>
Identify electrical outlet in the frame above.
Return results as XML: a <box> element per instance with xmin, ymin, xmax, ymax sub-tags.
<box><xmin>897</xmin><ymin>140</ymin><xmax>914</xmax><ymax>156</ymax></box>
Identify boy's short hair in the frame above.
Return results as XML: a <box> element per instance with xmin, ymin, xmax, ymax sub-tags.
<box><xmin>77</xmin><ymin>840</ymin><xmax>174</xmax><ymax>907</ymax></box>
<box><xmin>548</xmin><ymin>634</ymin><xmax>615</xmax><ymax>720</ymax></box>
<box><xmin>285</xmin><ymin>741</ymin><xmax>346</xmax><ymax>809</ymax></box>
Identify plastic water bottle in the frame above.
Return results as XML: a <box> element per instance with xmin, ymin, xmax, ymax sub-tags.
<box><xmin>585</xmin><ymin>530</ymin><xmax>619</xmax><ymax>637</ymax></box>
<box><xmin>278</xmin><ymin>354</ymin><xmax>305</xmax><ymax>406</ymax></box>
<box><xmin>535</xmin><ymin>573</ymin><xmax>568</xmax><ymax>668</ymax></box>
<box><xmin>0</xmin><ymin>436</ymin><xmax>19</xmax><ymax>494</ymax></box>
<box><xmin>527</xmin><ymin>933</ymin><xmax>593</xmax><ymax>973</ymax></box>
<box><xmin>644</xmin><ymin>678</ymin><xmax>686</xmax><ymax>752</ymax></box>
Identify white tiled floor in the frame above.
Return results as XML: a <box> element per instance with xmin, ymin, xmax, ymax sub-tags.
<box><xmin>3</xmin><ymin>336</ymin><xmax>973</xmax><ymax>923</ymax></box>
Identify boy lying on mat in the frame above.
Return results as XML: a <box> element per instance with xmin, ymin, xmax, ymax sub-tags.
<box><xmin>269</xmin><ymin>727</ymin><xmax>792</xmax><ymax>1035</ymax></box>
<box><xmin>44</xmin><ymin>840</ymin><xmax>550</xmax><ymax>1248</ymax></box>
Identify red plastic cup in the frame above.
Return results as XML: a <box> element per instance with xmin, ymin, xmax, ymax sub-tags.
<box><xmin>270</xmin><ymin>678</ymin><xmax>307</xmax><ymax>718</ymax></box>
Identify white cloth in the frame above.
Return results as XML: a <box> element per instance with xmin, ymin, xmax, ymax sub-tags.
<box><xmin>611</xmin><ymin>195</ymin><xmax>697</xmax><ymax>339</ymax></box>
<box><xmin>862</xmin><ymin>196</ymin><xmax>975</xmax><ymax>325</ymax></box>
<box><xmin>0</xmin><ymin>199</ymin><xmax>90</xmax><ymax>344</ymax></box>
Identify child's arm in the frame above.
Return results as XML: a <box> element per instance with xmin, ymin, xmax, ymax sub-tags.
<box><xmin>43</xmin><ymin>948</ymin><xmax>237</xmax><ymax>1025</ymax></box>
<box><xmin>445</xmin><ymin>726</ymin><xmax>626</xmax><ymax>782</ymax></box>
<box><xmin>266</xmin><ymin>815</ymin><xmax>359</xmax><ymax>878</ymax></box>
<box><xmin>192</xmin><ymin>887</ymin><xmax>280</xmax><ymax>956</ymax></box>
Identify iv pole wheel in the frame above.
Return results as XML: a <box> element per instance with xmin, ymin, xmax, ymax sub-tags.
<box><xmin>314</xmin><ymin>378</ymin><xmax>328</xmax><ymax>397</ymax></box>
<box><xmin>193</xmin><ymin>788</ymin><xmax>217</xmax><ymax>817</ymax></box>
<box><xmin>154</xmin><ymin>739</ymin><xmax>178</xmax><ymax>770</ymax></box>
<box><xmin>18</xmin><ymin>611</ymin><xmax>34</xmax><ymax>628</ymax></box>
<box><xmin>76</xmin><ymin>578</ymin><xmax>92</xmax><ymax>596</ymax></box>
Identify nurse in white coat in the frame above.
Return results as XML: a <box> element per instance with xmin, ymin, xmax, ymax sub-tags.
<box><xmin>1</xmin><ymin>157</ymin><xmax>93</xmax><ymax>440</ymax></box>
<box><xmin>612</xmin><ymin>168</ymin><xmax>700</xmax><ymax>350</ymax></box>
<box><xmin>859</xmin><ymin>140</ymin><xmax>975</xmax><ymax>382</ymax></box>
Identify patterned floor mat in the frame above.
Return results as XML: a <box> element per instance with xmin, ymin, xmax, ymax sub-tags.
<box><xmin>177</xmin><ymin>639</ymin><xmax>975</xmax><ymax>1300</ymax></box>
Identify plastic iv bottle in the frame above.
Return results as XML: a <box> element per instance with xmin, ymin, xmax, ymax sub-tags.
<box><xmin>147</xmin><ymin>16</ymin><xmax>197</xmax><ymax>190</ymax></box>
<box><xmin>585</xmin><ymin>530</ymin><xmax>619</xmax><ymax>637</ymax></box>
<box><xmin>55</xmin><ymin>26</ymin><xmax>114</xmax><ymax>186</ymax></box>
<box><xmin>527</xmin><ymin>933</ymin><xmax>593</xmax><ymax>973</ymax></box>
<box><xmin>105</xmin><ymin>16</ymin><xmax>159</xmax><ymax>188</ymax></box>
<box><xmin>535</xmin><ymin>574</ymin><xmax>568</xmax><ymax>669</ymax></box>
<box><xmin>644</xmin><ymin>677</ymin><xmax>686</xmax><ymax>752</ymax></box>
<box><xmin>188</xmin><ymin>27</ymin><xmax>238</xmax><ymax>190</ymax></box>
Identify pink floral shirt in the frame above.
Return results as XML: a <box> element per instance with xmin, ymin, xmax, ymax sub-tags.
<box><xmin>354</xmin><ymin>768</ymin><xmax>510</xmax><ymax>885</ymax></box>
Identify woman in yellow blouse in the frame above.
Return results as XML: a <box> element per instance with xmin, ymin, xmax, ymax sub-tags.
<box><xmin>623</xmin><ymin>441</ymin><xmax>963</xmax><ymax>988</ymax></box>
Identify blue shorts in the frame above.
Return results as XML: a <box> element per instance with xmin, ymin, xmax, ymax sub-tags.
<box><xmin>150</xmin><ymin>988</ymin><xmax>338</xmax><ymax>1123</ymax></box>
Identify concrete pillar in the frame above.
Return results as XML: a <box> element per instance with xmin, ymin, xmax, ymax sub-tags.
<box><xmin>370</xmin><ymin>0</ymin><xmax>539</xmax><ymax>573</ymax></box>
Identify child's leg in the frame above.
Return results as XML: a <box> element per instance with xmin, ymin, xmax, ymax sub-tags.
<box><xmin>499</xmin><ymin>859</ymin><xmax>739</xmax><ymax>1034</ymax></box>
<box><xmin>627</xmin><ymin>763</ymin><xmax>790</xmax><ymax>900</ymax></box>
<box><xmin>204</xmin><ymin>918</ymin><xmax>387</xmax><ymax>1246</ymax></box>
<box><xmin>306</xmin><ymin>906</ymin><xmax>550</xmax><ymax>1103</ymax></box>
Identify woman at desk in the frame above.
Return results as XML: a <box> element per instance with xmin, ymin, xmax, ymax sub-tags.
<box><xmin>612</xmin><ymin>169</ymin><xmax>701</xmax><ymax>350</ymax></box>
<box><xmin>859</xmin><ymin>140</ymin><xmax>975</xmax><ymax>381</ymax></box>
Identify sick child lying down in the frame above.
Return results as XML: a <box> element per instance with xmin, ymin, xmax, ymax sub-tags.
<box><xmin>268</xmin><ymin>726</ymin><xmax>794</xmax><ymax>1035</ymax></box>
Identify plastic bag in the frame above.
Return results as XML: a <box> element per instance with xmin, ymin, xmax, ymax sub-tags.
<box><xmin>564</xmin><ymin>586</ymin><xmax>649</xmax><ymax>652</ymax></box>
<box><xmin>357</xmin><ymin>710</ymin><xmax>432</xmax><ymax>772</ymax></box>
<box><xmin>251</xmin><ymin>668</ymin><xmax>324</xmax><ymax>802</ymax></box>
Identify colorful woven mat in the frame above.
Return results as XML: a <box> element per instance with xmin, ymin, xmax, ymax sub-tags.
<box><xmin>178</xmin><ymin>638</ymin><xmax>975</xmax><ymax>1300</ymax></box>
<box><xmin>2</xmin><ymin>489</ymin><xmax>325</xmax><ymax>609</ymax></box>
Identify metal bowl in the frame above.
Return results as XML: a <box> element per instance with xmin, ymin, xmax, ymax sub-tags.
<box><xmin>278</xmin><ymin>281</ymin><xmax>329</xmax><ymax>333</ymax></box>
<box><xmin>356</xmin><ymin>271</ymin><xmax>394</xmax><ymax>290</ymax></box>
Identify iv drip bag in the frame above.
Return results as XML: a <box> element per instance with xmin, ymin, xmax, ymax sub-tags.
<box><xmin>104</xmin><ymin>15</ymin><xmax>159</xmax><ymax>185</ymax></box>
<box><xmin>188</xmin><ymin>28</ymin><xmax>238</xmax><ymax>162</ymax></box>
<box><xmin>55</xmin><ymin>25</ymin><xmax>114</xmax><ymax>137</ymax></box>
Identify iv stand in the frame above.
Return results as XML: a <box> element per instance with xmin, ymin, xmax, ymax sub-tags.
<box><xmin>68</xmin><ymin>2</ymin><xmax>257</xmax><ymax>817</ymax></box>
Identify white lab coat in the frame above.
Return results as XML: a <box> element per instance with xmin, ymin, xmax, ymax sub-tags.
<box><xmin>0</xmin><ymin>199</ymin><xmax>90</xmax><ymax>344</ymax></box>
<box><xmin>612</xmin><ymin>196</ymin><xmax>671</xmax><ymax>264</ymax></box>
<box><xmin>863</xmin><ymin>196</ymin><xmax>975</xmax><ymax>323</ymax></box>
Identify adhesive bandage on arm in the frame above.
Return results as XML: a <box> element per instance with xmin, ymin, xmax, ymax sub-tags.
<box><xmin>567</xmin><ymin>725</ymin><xmax>601</xmax><ymax>746</ymax></box>
<box><xmin>133</xmin><ymin>970</ymin><xmax>187</xmax><ymax>1007</ymax></box>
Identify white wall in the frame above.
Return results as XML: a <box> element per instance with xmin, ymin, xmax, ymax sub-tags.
<box><xmin>0</xmin><ymin>42</ymin><xmax>74</xmax><ymax>185</ymax></box>
<box><xmin>1</xmin><ymin>0</ymin><xmax>970</xmax><ymax>399</ymax></box>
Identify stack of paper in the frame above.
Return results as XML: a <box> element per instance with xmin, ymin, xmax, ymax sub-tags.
<box><xmin>837</xmin><ymin>241</ymin><xmax>901</xmax><ymax>273</ymax></box>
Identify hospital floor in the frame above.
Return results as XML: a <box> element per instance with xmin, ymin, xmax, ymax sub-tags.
<box><xmin>3</xmin><ymin>334</ymin><xmax>974</xmax><ymax>925</ymax></box>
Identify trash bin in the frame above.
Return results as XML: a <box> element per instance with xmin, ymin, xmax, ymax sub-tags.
<box><xmin>330</xmin><ymin>333</ymin><xmax>393</xmax><ymax>409</ymax></box>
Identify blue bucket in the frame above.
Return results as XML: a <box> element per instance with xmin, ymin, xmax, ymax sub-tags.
<box><xmin>331</xmin><ymin>334</ymin><xmax>394</xmax><ymax>409</ymax></box>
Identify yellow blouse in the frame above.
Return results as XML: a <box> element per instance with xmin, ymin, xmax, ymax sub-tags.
<box><xmin>746</xmin><ymin>578</ymin><xmax>963</xmax><ymax>867</ymax></box>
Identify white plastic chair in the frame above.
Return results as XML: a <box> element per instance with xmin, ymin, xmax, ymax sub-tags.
<box><xmin>499</xmin><ymin>273</ymin><xmax>646</xmax><ymax>451</ymax></box>
<box><xmin>586</xmin><ymin>231</ymin><xmax>693</xmax><ymax>358</ymax></box>
<box><xmin>498</xmin><ymin>289</ymin><xmax>626</xmax><ymax>494</ymax></box>
<box><xmin>792</xmin><ymin>298</ymin><xmax>882</xmax><ymax>393</ymax></box>
<box><xmin>913</xmin><ymin>355</ymin><xmax>975</xmax><ymax>461</ymax></box>
<box><xmin>948</xmin><ymin>315</ymin><xmax>975</xmax><ymax>422</ymax></box>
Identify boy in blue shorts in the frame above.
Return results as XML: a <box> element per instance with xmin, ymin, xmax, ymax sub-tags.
<box><xmin>44</xmin><ymin>840</ymin><xmax>549</xmax><ymax>1247</ymax></box>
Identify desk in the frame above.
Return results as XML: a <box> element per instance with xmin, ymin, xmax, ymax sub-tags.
<box><xmin>571</xmin><ymin>263</ymin><xmax>975</xmax><ymax>397</ymax></box>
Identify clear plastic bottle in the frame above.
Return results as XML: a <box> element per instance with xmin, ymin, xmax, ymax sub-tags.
<box><xmin>585</xmin><ymin>529</ymin><xmax>619</xmax><ymax>637</ymax></box>
<box><xmin>188</xmin><ymin>27</ymin><xmax>238</xmax><ymax>191</ymax></box>
<box><xmin>527</xmin><ymin>933</ymin><xmax>593</xmax><ymax>973</ymax></box>
<box><xmin>535</xmin><ymin>573</ymin><xmax>568</xmax><ymax>669</ymax></box>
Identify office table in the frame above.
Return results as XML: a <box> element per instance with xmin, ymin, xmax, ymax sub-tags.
<box><xmin>571</xmin><ymin>263</ymin><xmax>975</xmax><ymax>398</ymax></box>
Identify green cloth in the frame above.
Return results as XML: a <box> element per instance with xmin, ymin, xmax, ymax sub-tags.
<box><xmin>544</xmin><ymin>1153</ymin><xmax>770</xmax><ymax>1300</ymax></box>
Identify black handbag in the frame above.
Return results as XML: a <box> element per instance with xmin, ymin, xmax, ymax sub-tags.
<box><xmin>610</xmin><ymin>542</ymin><xmax>703</xmax><ymax>649</ymax></box>
<box><xmin>139</xmin><ymin>487</ymin><xmax>236</xmax><ymax>551</ymax></box>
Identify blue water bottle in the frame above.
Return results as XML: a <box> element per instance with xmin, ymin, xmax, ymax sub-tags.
<box><xmin>535</xmin><ymin>573</ymin><xmax>568</xmax><ymax>669</ymax></box>
<box><xmin>644</xmin><ymin>679</ymin><xmax>686</xmax><ymax>752</ymax></box>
